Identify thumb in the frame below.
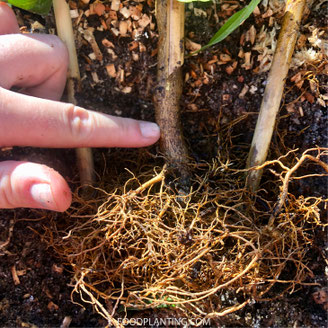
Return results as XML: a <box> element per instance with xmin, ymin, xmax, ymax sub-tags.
<box><xmin>0</xmin><ymin>161</ymin><xmax>71</xmax><ymax>211</ymax></box>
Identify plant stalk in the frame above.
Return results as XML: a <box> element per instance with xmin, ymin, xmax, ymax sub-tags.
<box><xmin>246</xmin><ymin>0</ymin><xmax>306</xmax><ymax>192</ymax></box>
<box><xmin>53</xmin><ymin>0</ymin><xmax>94</xmax><ymax>185</ymax></box>
<box><xmin>153</xmin><ymin>0</ymin><xmax>190</xmax><ymax>182</ymax></box>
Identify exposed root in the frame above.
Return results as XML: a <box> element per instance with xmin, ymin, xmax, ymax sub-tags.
<box><xmin>41</xmin><ymin>146</ymin><xmax>327</xmax><ymax>324</ymax></box>
<box><xmin>0</xmin><ymin>215</ymin><xmax>15</xmax><ymax>256</ymax></box>
<box><xmin>270</xmin><ymin>147</ymin><xmax>328</xmax><ymax>222</ymax></box>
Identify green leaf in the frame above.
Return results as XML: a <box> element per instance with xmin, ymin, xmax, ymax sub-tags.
<box><xmin>195</xmin><ymin>0</ymin><xmax>261</xmax><ymax>53</ymax></box>
<box><xmin>7</xmin><ymin>0</ymin><xmax>52</xmax><ymax>15</ymax></box>
<box><xmin>178</xmin><ymin>0</ymin><xmax>210</xmax><ymax>2</ymax></box>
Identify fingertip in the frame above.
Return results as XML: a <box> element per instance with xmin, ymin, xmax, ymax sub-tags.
<box><xmin>48</xmin><ymin>167</ymin><xmax>72</xmax><ymax>212</ymax></box>
<box><xmin>25</xmin><ymin>163</ymin><xmax>72</xmax><ymax>212</ymax></box>
<box><xmin>27</xmin><ymin>164</ymin><xmax>72</xmax><ymax>212</ymax></box>
<box><xmin>77</xmin><ymin>113</ymin><xmax>161</xmax><ymax>148</ymax></box>
<box><xmin>139</xmin><ymin>121</ymin><xmax>161</xmax><ymax>141</ymax></box>
<box><xmin>0</xmin><ymin>2</ymin><xmax>20</xmax><ymax>35</ymax></box>
<box><xmin>122</xmin><ymin>119</ymin><xmax>160</xmax><ymax>148</ymax></box>
<box><xmin>0</xmin><ymin>161</ymin><xmax>72</xmax><ymax>212</ymax></box>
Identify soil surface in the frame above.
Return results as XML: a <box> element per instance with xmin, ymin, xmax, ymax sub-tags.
<box><xmin>0</xmin><ymin>1</ymin><xmax>327</xmax><ymax>327</ymax></box>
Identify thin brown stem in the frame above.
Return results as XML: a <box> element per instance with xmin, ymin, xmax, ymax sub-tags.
<box><xmin>53</xmin><ymin>0</ymin><xmax>94</xmax><ymax>185</ymax></box>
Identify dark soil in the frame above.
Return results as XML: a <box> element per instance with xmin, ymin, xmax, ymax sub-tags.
<box><xmin>0</xmin><ymin>1</ymin><xmax>327</xmax><ymax>327</ymax></box>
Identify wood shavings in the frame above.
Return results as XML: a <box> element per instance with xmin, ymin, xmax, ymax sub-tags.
<box><xmin>11</xmin><ymin>265</ymin><xmax>20</xmax><ymax>285</ymax></box>
<box><xmin>138</xmin><ymin>14</ymin><xmax>151</xmax><ymax>29</ymax></box>
<box><xmin>290</xmin><ymin>72</ymin><xmax>304</xmax><ymax>89</ymax></box>
<box><xmin>286</xmin><ymin>102</ymin><xmax>296</xmax><ymax>113</ymax></box>
<box><xmin>111</xmin><ymin>27</ymin><xmax>119</xmax><ymax>36</ymax></box>
<box><xmin>296</xmin><ymin>34</ymin><xmax>307</xmax><ymax>48</ymax></box>
<box><xmin>241</xmin><ymin>52</ymin><xmax>252</xmax><ymax>70</ymax></box>
<box><xmin>317</xmin><ymin>96</ymin><xmax>326</xmax><ymax>107</ymax></box>
<box><xmin>252</xmin><ymin>25</ymin><xmax>278</xmax><ymax>73</ymax></box>
<box><xmin>253</xmin><ymin>5</ymin><xmax>261</xmax><ymax>16</ymax></box>
<box><xmin>139</xmin><ymin>43</ymin><xmax>146</xmax><ymax>52</ymax></box>
<box><xmin>70</xmin><ymin>9</ymin><xmax>79</xmax><ymax>19</ymax></box>
<box><xmin>307</xmin><ymin>78</ymin><xmax>319</xmax><ymax>96</ymax></box>
<box><xmin>52</xmin><ymin>264</ymin><xmax>64</xmax><ymax>274</ymax></box>
<box><xmin>208</xmin><ymin>56</ymin><xmax>218</xmax><ymax>65</ymax></box>
<box><xmin>220</xmin><ymin>4</ymin><xmax>238</xmax><ymax>17</ymax></box>
<box><xmin>121</xmin><ymin>86</ymin><xmax>132</xmax><ymax>94</ymax></box>
<box><xmin>303</xmin><ymin>92</ymin><xmax>315</xmax><ymax>104</ymax></box>
<box><xmin>106</xmin><ymin>64</ymin><xmax>117</xmax><ymax>78</ymax></box>
<box><xmin>298</xmin><ymin>106</ymin><xmax>304</xmax><ymax>117</ymax></box>
<box><xmin>203</xmin><ymin>62</ymin><xmax>214</xmax><ymax>73</ymax></box>
<box><xmin>47</xmin><ymin>301</ymin><xmax>59</xmax><ymax>312</ymax></box>
<box><xmin>117</xmin><ymin>67</ymin><xmax>124</xmax><ymax>83</ymax></box>
<box><xmin>94</xmin><ymin>3</ymin><xmax>105</xmax><ymax>16</ymax></box>
<box><xmin>91</xmin><ymin>71</ymin><xmax>101</xmax><ymax>83</ymax></box>
<box><xmin>266</xmin><ymin>0</ymin><xmax>286</xmax><ymax>15</ymax></box>
<box><xmin>225</xmin><ymin>61</ymin><xmax>237</xmax><ymax>74</ymax></box>
<box><xmin>128</xmin><ymin>40</ymin><xmax>138</xmax><ymax>51</ymax></box>
<box><xmin>102</xmin><ymin>38</ymin><xmax>115</xmax><ymax>48</ymax></box>
<box><xmin>132</xmin><ymin>52</ymin><xmax>139</xmax><ymax>61</ymax></box>
<box><xmin>131</xmin><ymin>29</ymin><xmax>142</xmax><ymax>40</ymax></box>
<box><xmin>130</xmin><ymin>6</ymin><xmax>142</xmax><ymax>20</ymax></box>
<box><xmin>262</xmin><ymin>8</ymin><xmax>273</xmax><ymax>18</ymax></box>
<box><xmin>185</xmin><ymin>38</ymin><xmax>201</xmax><ymax>53</ymax></box>
<box><xmin>88</xmin><ymin>53</ymin><xmax>96</xmax><ymax>60</ymax></box>
<box><xmin>107</xmin><ymin>48</ymin><xmax>117</xmax><ymax>60</ymax></box>
<box><xmin>119</xmin><ymin>20</ymin><xmax>128</xmax><ymax>36</ymax></box>
<box><xmin>249</xmin><ymin>85</ymin><xmax>258</xmax><ymax>94</ymax></box>
<box><xmin>308</xmin><ymin>28</ymin><xmax>327</xmax><ymax>51</ymax></box>
<box><xmin>291</xmin><ymin>48</ymin><xmax>321</xmax><ymax>69</ymax></box>
<box><xmin>60</xmin><ymin>316</ymin><xmax>72</xmax><ymax>328</ymax></box>
<box><xmin>100</xmin><ymin>19</ymin><xmax>108</xmax><ymax>30</ymax></box>
<box><xmin>30</xmin><ymin>21</ymin><xmax>46</xmax><ymax>32</ymax></box>
<box><xmin>120</xmin><ymin>7</ymin><xmax>131</xmax><ymax>19</ymax></box>
<box><xmin>88</xmin><ymin>3</ymin><xmax>95</xmax><ymax>16</ymax></box>
<box><xmin>108</xmin><ymin>10</ymin><xmax>118</xmax><ymax>20</ymax></box>
<box><xmin>239</xmin><ymin>85</ymin><xmax>249</xmax><ymax>99</ymax></box>
<box><xmin>79</xmin><ymin>27</ymin><xmax>103</xmax><ymax>61</ymax></box>
<box><xmin>219</xmin><ymin>54</ymin><xmax>231</xmax><ymax>62</ymax></box>
<box><xmin>111</xmin><ymin>0</ymin><xmax>120</xmax><ymax>11</ymax></box>
<box><xmin>194</xmin><ymin>8</ymin><xmax>207</xmax><ymax>17</ymax></box>
<box><xmin>246</xmin><ymin>25</ymin><xmax>256</xmax><ymax>45</ymax></box>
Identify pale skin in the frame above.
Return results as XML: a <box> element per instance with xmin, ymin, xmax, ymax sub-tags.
<box><xmin>0</xmin><ymin>3</ymin><xmax>160</xmax><ymax>212</ymax></box>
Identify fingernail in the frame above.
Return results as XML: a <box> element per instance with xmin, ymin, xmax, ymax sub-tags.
<box><xmin>139</xmin><ymin>122</ymin><xmax>160</xmax><ymax>138</ymax></box>
<box><xmin>30</xmin><ymin>183</ymin><xmax>55</xmax><ymax>210</ymax></box>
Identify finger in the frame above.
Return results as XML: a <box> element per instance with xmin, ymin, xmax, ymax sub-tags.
<box><xmin>0</xmin><ymin>88</ymin><xmax>160</xmax><ymax>148</ymax></box>
<box><xmin>0</xmin><ymin>161</ymin><xmax>71</xmax><ymax>211</ymax></box>
<box><xmin>0</xmin><ymin>33</ymin><xmax>68</xmax><ymax>100</ymax></box>
<box><xmin>0</xmin><ymin>2</ymin><xmax>20</xmax><ymax>35</ymax></box>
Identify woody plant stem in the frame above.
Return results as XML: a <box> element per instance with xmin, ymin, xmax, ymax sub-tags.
<box><xmin>154</xmin><ymin>0</ymin><xmax>190</xmax><ymax>181</ymax></box>
<box><xmin>246</xmin><ymin>0</ymin><xmax>306</xmax><ymax>192</ymax></box>
<box><xmin>53</xmin><ymin>0</ymin><xmax>94</xmax><ymax>185</ymax></box>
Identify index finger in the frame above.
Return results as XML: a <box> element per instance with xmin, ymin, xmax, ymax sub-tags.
<box><xmin>0</xmin><ymin>88</ymin><xmax>160</xmax><ymax>148</ymax></box>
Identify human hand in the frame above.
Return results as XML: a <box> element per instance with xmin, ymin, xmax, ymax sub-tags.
<box><xmin>0</xmin><ymin>2</ymin><xmax>160</xmax><ymax>212</ymax></box>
